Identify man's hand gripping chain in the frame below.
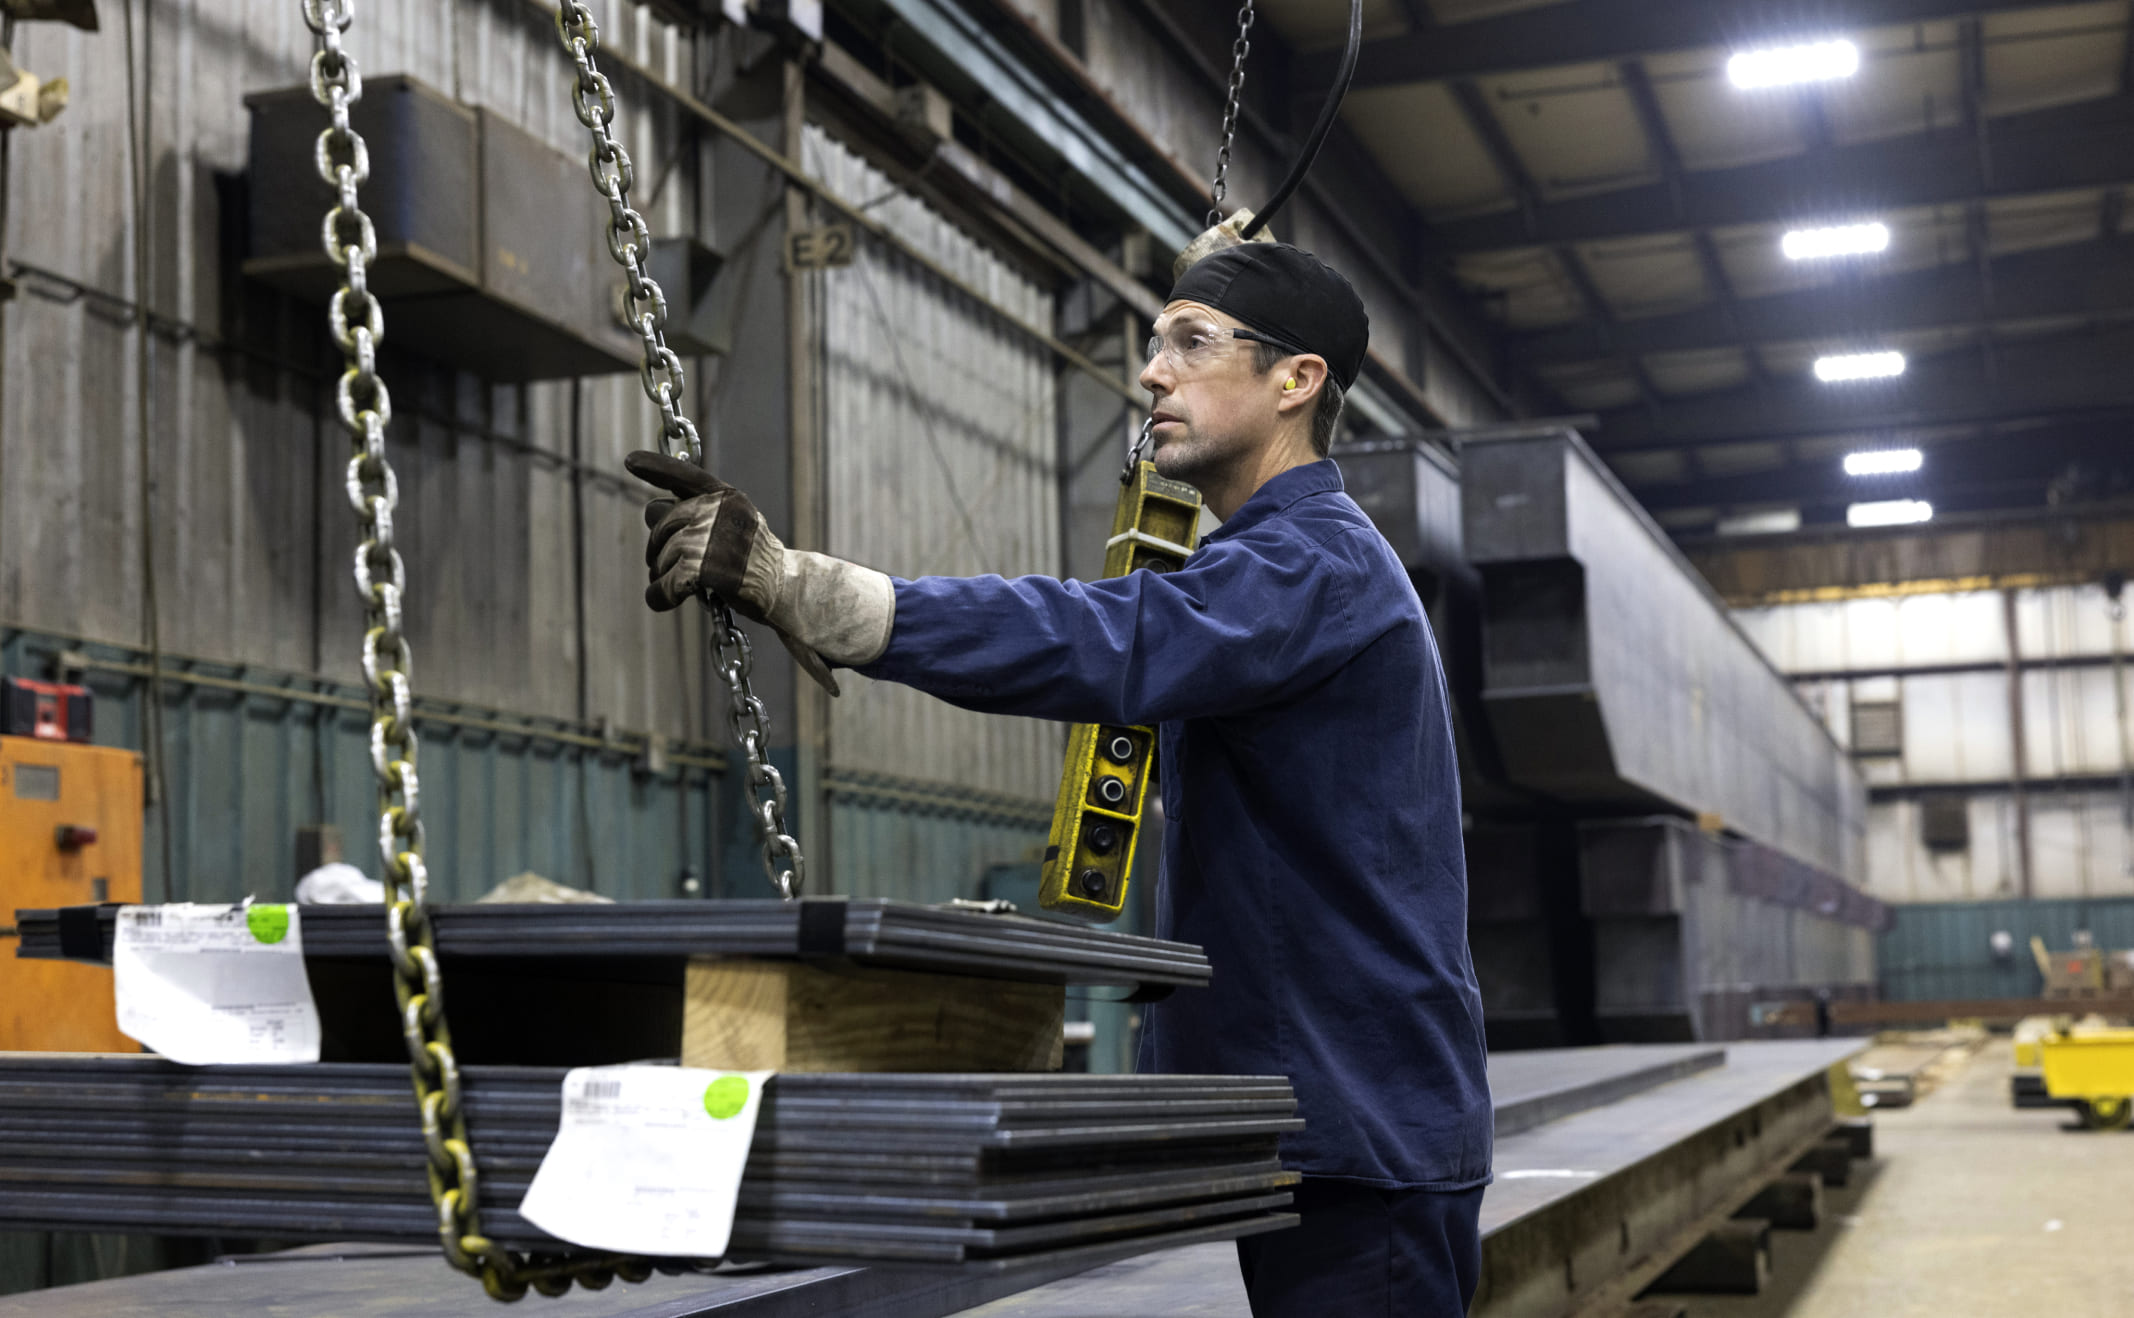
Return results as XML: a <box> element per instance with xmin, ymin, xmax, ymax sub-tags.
<box><xmin>628</xmin><ymin>451</ymin><xmax>895</xmax><ymax>698</ymax></box>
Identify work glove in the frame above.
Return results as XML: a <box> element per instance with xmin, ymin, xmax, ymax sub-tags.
<box><xmin>627</xmin><ymin>451</ymin><xmax>896</xmax><ymax>697</ymax></box>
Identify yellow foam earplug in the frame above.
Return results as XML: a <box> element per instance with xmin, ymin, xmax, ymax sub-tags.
<box><xmin>1283</xmin><ymin>378</ymin><xmax>1297</xmax><ymax>391</ymax></box>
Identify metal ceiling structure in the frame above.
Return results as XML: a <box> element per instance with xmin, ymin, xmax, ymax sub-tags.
<box><xmin>1244</xmin><ymin>0</ymin><xmax>2134</xmax><ymax>536</ymax></box>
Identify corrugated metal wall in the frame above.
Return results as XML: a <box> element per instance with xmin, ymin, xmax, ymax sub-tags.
<box><xmin>1880</xmin><ymin>896</ymin><xmax>2134</xmax><ymax>1001</ymax></box>
<box><xmin>2</xmin><ymin>0</ymin><xmax>711</xmax><ymax>730</ymax></box>
<box><xmin>2</xmin><ymin>626</ymin><xmax>724</xmax><ymax>902</ymax></box>
<box><xmin>0</xmin><ymin>2</ymin><xmax>769</xmax><ymax>898</ymax></box>
<box><xmin>1736</xmin><ymin>583</ymin><xmax>2134</xmax><ymax>904</ymax></box>
<box><xmin>802</xmin><ymin>124</ymin><xmax>1061</xmax><ymax>900</ymax></box>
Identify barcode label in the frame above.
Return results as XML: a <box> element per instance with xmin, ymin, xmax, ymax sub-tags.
<box><xmin>521</xmin><ymin>1065</ymin><xmax>771</xmax><ymax>1257</ymax></box>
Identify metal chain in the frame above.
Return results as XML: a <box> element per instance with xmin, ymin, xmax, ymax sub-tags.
<box><xmin>552</xmin><ymin>1</ymin><xmax>803</xmax><ymax>899</ymax></box>
<box><xmin>1123</xmin><ymin>415</ymin><xmax>1154</xmax><ymax>481</ymax></box>
<box><xmin>303</xmin><ymin>0</ymin><xmax>650</xmax><ymax>1300</ymax></box>
<box><xmin>710</xmin><ymin>615</ymin><xmax>806</xmax><ymax>898</ymax></box>
<box><xmin>1206</xmin><ymin>0</ymin><xmax>1254</xmax><ymax>227</ymax></box>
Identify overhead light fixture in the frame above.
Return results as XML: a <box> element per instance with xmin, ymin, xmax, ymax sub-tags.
<box><xmin>1726</xmin><ymin>39</ymin><xmax>1860</xmax><ymax>90</ymax></box>
<box><xmin>1843</xmin><ymin>448</ymin><xmax>1923</xmax><ymax>476</ymax></box>
<box><xmin>1716</xmin><ymin>508</ymin><xmax>1803</xmax><ymax>537</ymax></box>
<box><xmin>1815</xmin><ymin>350</ymin><xmax>1906</xmax><ymax>382</ymax></box>
<box><xmin>1847</xmin><ymin>498</ymin><xmax>1933</xmax><ymax>527</ymax></box>
<box><xmin>1782</xmin><ymin>222</ymin><xmax>1890</xmax><ymax>260</ymax></box>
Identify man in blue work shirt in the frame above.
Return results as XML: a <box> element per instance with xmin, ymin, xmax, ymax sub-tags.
<box><xmin>630</xmin><ymin>241</ymin><xmax>1492</xmax><ymax>1315</ymax></box>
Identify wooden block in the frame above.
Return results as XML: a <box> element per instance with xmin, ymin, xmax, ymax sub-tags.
<box><xmin>683</xmin><ymin>958</ymin><xmax>1065</xmax><ymax>1073</ymax></box>
<box><xmin>1788</xmin><ymin>1136</ymin><xmax>1854</xmax><ymax>1188</ymax></box>
<box><xmin>1735</xmin><ymin>1171</ymin><xmax>1823</xmax><ymax>1230</ymax></box>
<box><xmin>1646</xmin><ymin>1218</ymin><xmax>1770</xmax><ymax>1295</ymax></box>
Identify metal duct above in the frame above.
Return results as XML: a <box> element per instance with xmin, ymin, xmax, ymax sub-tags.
<box><xmin>244</xmin><ymin>76</ymin><xmax>646</xmax><ymax>382</ymax></box>
<box><xmin>1459</xmin><ymin>426</ymin><xmax>1868</xmax><ymax>884</ymax></box>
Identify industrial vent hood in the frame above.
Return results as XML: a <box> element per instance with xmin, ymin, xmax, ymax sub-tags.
<box><xmin>243</xmin><ymin>74</ymin><xmax>726</xmax><ymax>382</ymax></box>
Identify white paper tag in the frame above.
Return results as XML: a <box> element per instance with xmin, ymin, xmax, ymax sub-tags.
<box><xmin>113</xmin><ymin>903</ymin><xmax>322</xmax><ymax>1065</ymax></box>
<box><xmin>519</xmin><ymin>1065</ymin><xmax>772</xmax><ymax>1258</ymax></box>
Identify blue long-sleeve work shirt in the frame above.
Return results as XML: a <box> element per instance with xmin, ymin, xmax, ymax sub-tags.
<box><xmin>857</xmin><ymin>460</ymin><xmax>1492</xmax><ymax>1189</ymax></box>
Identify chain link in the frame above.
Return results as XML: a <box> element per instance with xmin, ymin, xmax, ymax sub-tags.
<box><xmin>709</xmin><ymin>607</ymin><xmax>806</xmax><ymax>898</ymax></box>
<box><xmin>1206</xmin><ymin>0</ymin><xmax>1255</xmax><ymax>227</ymax></box>
<box><xmin>551</xmin><ymin>1</ymin><xmax>804</xmax><ymax>899</ymax></box>
<box><xmin>553</xmin><ymin>1</ymin><xmax>700</xmax><ymax>465</ymax></box>
<box><xmin>1123</xmin><ymin>415</ymin><xmax>1154</xmax><ymax>482</ymax></box>
<box><xmin>303</xmin><ymin>0</ymin><xmax>652</xmax><ymax>1299</ymax></box>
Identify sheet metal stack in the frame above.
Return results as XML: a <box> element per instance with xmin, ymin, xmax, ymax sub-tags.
<box><xmin>0</xmin><ymin>1056</ymin><xmax>1298</xmax><ymax>1269</ymax></box>
<box><xmin>13</xmin><ymin>899</ymin><xmax>1213</xmax><ymax>992</ymax></box>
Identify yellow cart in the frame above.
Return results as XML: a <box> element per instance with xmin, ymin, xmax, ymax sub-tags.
<box><xmin>2038</xmin><ymin>1029</ymin><xmax>2134</xmax><ymax>1130</ymax></box>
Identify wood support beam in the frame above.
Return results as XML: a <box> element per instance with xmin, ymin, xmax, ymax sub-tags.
<box><xmin>682</xmin><ymin>959</ymin><xmax>1066</xmax><ymax>1072</ymax></box>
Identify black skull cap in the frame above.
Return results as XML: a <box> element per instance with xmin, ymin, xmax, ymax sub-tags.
<box><xmin>1165</xmin><ymin>242</ymin><xmax>1370</xmax><ymax>390</ymax></box>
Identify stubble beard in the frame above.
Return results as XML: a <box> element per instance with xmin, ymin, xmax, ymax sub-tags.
<box><xmin>1151</xmin><ymin>423</ymin><xmax>1239</xmax><ymax>492</ymax></box>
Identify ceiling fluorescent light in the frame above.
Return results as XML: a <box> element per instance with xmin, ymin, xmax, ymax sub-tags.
<box><xmin>1716</xmin><ymin>508</ymin><xmax>1803</xmax><ymax>537</ymax></box>
<box><xmin>1783</xmin><ymin>222</ymin><xmax>1890</xmax><ymax>260</ymax></box>
<box><xmin>1815</xmin><ymin>351</ymin><xmax>1906</xmax><ymax>382</ymax></box>
<box><xmin>1727</xmin><ymin>39</ymin><xmax>1860</xmax><ymax>90</ymax></box>
<box><xmin>1843</xmin><ymin>448</ymin><xmax>1923</xmax><ymax>476</ymax></box>
<box><xmin>1847</xmin><ymin>499</ymin><xmax>1933</xmax><ymax>527</ymax></box>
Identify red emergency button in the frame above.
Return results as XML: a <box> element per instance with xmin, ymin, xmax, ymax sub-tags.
<box><xmin>55</xmin><ymin>825</ymin><xmax>98</xmax><ymax>851</ymax></box>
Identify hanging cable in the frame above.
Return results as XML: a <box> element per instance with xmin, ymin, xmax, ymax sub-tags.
<box><xmin>121</xmin><ymin>0</ymin><xmax>176</xmax><ymax>900</ymax></box>
<box><xmin>2108</xmin><ymin>574</ymin><xmax>2132</xmax><ymax>875</ymax></box>
<box><xmin>1238</xmin><ymin>0</ymin><xmax>1362</xmax><ymax>239</ymax></box>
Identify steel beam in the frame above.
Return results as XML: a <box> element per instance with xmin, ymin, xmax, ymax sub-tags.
<box><xmin>1615</xmin><ymin>58</ymin><xmax>1766</xmax><ymax>386</ymax></box>
<box><xmin>1461</xmin><ymin>429</ymin><xmax>1870</xmax><ymax>881</ymax></box>
<box><xmin>1685</xmin><ymin>498</ymin><xmax>2134</xmax><ymax>602</ymax></box>
<box><xmin>1752</xmin><ymin>994</ymin><xmax>2134</xmax><ymax>1026</ymax></box>
<box><xmin>1475</xmin><ymin>1040</ymin><xmax>1862</xmax><ymax>1317</ymax></box>
<box><xmin>1434</xmin><ymin>94</ymin><xmax>2134</xmax><ymax>253</ymax></box>
<box><xmin>1514</xmin><ymin>241</ymin><xmax>2134</xmax><ymax>366</ymax></box>
<box><xmin>1444</xmin><ymin>78</ymin><xmax>1656</xmax><ymax>404</ymax></box>
<box><xmin>1589</xmin><ymin>327</ymin><xmax>2134</xmax><ymax>451</ymax></box>
<box><xmin>1622</xmin><ymin>417</ymin><xmax>2134</xmax><ymax>512</ymax></box>
<box><xmin>1301</xmin><ymin>0</ymin><xmax>2091</xmax><ymax>90</ymax></box>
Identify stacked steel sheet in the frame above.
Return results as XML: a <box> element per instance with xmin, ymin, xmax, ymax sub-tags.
<box><xmin>12</xmin><ymin>899</ymin><xmax>1211</xmax><ymax>991</ymax></box>
<box><xmin>0</xmin><ymin>1057</ymin><xmax>1299</xmax><ymax>1270</ymax></box>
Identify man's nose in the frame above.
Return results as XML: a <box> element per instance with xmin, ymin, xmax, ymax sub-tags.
<box><xmin>1138</xmin><ymin>351</ymin><xmax>1171</xmax><ymax>398</ymax></box>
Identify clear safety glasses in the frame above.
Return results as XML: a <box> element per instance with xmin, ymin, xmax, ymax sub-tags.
<box><xmin>1144</xmin><ymin>321</ymin><xmax>1308</xmax><ymax>373</ymax></box>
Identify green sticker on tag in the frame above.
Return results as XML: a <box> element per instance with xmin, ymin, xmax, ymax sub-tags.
<box><xmin>245</xmin><ymin>904</ymin><xmax>291</xmax><ymax>945</ymax></box>
<box><xmin>702</xmin><ymin>1075</ymin><xmax>749</xmax><ymax>1120</ymax></box>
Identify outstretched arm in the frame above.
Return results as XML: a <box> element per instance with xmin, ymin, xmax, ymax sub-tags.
<box><xmin>857</xmin><ymin>531</ymin><xmax>1366</xmax><ymax>726</ymax></box>
<box><xmin>629</xmin><ymin>449</ymin><xmax>1377</xmax><ymax>725</ymax></box>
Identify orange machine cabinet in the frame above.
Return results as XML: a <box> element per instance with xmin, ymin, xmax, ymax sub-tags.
<box><xmin>1</xmin><ymin>735</ymin><xmax>144</xmax><ymax>1051</ymax></box>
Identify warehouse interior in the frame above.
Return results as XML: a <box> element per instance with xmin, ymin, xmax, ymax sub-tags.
<box><xmin>2</xmin><ymin>0</ymin><xmax>2133</xmax><ymax>1313</ymax></box>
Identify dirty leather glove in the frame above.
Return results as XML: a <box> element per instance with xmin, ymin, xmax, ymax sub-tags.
<box><xmin>626</xmin><ymin>452</ymin><xmax>895</xmax><ymax>695</ymax></box>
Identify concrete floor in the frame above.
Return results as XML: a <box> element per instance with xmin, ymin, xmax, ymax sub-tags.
<box><xmin>1666</xmin><ymin>1046</ymin><xmax>2134</xmax><ymax>1318</ymax></box>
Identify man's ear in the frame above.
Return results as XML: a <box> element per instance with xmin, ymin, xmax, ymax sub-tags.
<box><xmin>1275</xmin><ymin>355</ymin><xmax>1329</xmax><ymax>417</ymax></box>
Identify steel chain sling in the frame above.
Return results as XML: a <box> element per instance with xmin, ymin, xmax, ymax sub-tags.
<box><xmin>1136</xmin><ymin>0</ymin><xmax>1249</xmax><ymax>479</ymax></box>
<box><xmin>553</xmin><ymin>0</ymin><xmax>805</xmax><ymax>901</ymax></box>
<box><xmin>1206</xmin><ymin>0</ymin><xmax>1254</xmax><ymax>227</ymax></box>
<box><xmin>302</xmin><ymin>0</ymin><xmax>654</xmax><ymax>1298</ymax></box>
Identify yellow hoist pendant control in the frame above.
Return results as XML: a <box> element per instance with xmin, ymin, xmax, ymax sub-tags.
<box><xmin>1038</xmin><ymin>461</ymin><xmax>1203</xmax><ymax>919</ymax></box>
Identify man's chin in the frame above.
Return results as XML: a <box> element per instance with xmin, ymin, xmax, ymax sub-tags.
<box><xmin>1151</xmin><ymin>440</ymin><xmax>1214</xmax><ymax>489</ymax></box>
